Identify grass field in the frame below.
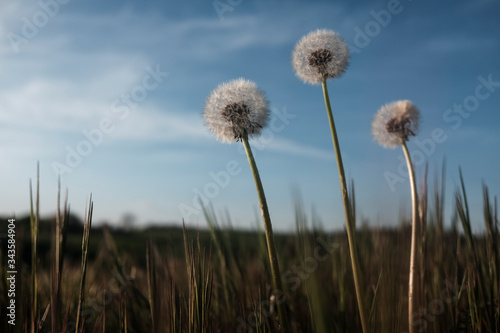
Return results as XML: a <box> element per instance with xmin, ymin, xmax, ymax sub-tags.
<box><xmin>0</xmin><ymin>167</ymin><xmax>498</xmax><ymax>333</ymax></box>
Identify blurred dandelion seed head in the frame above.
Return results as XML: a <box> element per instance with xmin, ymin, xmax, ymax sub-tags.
<box><xmin>292</xmin><ymin>29</ymin><xmax>350</xmax><ymax>84</ymax></box>
<box><xmin>372</xmin><ymin>100</ymin><xmax>420</xmax><ymax>148</ymax></box>
<box><xmin>203</xmin><ymin>78</ymin><xmax>270</xmax><ymax>143</ymax></box>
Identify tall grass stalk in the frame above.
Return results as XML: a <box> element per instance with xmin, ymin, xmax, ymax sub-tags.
<box><xmin>432</xmin><ymin>159</ymin><xmax>446</xmax><ymax>299</ymax></box>
<box><xmin>119</xmin><ymin>292</ymin><xmax>128</xmax><ymax>333</ymax></box>
<box><xmin>183</xmin><ymin>221</ymin><xmax>191</xmax><ymax>281</ymax></box>
<box><xmin>418</xmin><ymin>163</ymin><xmax>428</xmax><ymax>317</ymax></box>
<box><xmin>75</xmin><ymin>196</ymin><xmax>93</xmax><ymax>333</ymax></box>
<box><xmin>321</xmin><ymin>78</ymin><xmax>368</xmax><ymax>333</ymax></box>
<box><xmin>29</xmin><ymin>163</ymin><xmax>40</xmax><ymax>333</ymax></box>
<box><xmin>241</xmin><ymin>134</ymin><xmax>291</xmax><ymax>332</ymax></box>
<box><xmin>455</xmin><ymin>168</ymin><xmax>496</xmax><ymax>331</ymax></box>
<box><xmin>483</xmin><ymin>183</ymin><xmax>499</xmax><ymax>305</ymax></box>
<box><xmin>400</xmin><ymin>140</ymin><xmax>419</xmax><ymax>333</ymax></box>
<box><xmin>294</xmin><ymin>197</ymin><xmax>329</xmax><ymax>333</ymax></box>
<box><xmin>147</xmin><ymin>238</ymin><xmax>177</xmax><ymax>332</ymax></box>
<box><xmin>51</xmin><ymin>178</ymin><xmax>69</xmax><ymax>333</ymax></box>
<box><xmin>146</xmin><ymin>240</ymin><xmax>158</xmax><ymax>333</ymax></box>
<box><xmin>202</xmin><ymin>204</ymin><xmax>231</xmax><ymax>311</ymax></box>
<box><xmin>183</xmin><ymin>228</ymin><xmax>213</xmax><ymax>333</ymax></box>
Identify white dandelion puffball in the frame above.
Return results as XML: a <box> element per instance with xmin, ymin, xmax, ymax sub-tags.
<box><xmin>292</xmin><ymin>29</ymin><xmax>350</xmax><ymax>84</ymax></box>
<box><xmin>203</xmin><ymin>78</ymin><xmax>270</xmax><ymax>143</ymax></box>
<box><xmin>372</xmin><ymin>100</ymin><xmax>420</xmax><ymax>148</ymax></box>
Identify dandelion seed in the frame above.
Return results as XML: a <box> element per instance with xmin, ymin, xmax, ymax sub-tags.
<box><xmin>372</xmin><ymin>100</ymin><xmax>420</xmax><ymax>148</ymax></box>
<box><xmin>292</xmin><ymin>29</ymin><xmax>350</xmax><ymax>84</ymax></box>
<box><xmin>203</xmin><ymin>78</ymin><xmax>270</xmax><ymax>143</ymax></box>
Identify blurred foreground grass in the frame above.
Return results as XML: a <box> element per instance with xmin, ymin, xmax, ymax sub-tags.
<box><xmin>0</xmin><ymin>173</ymin><xmax>498</xmax><ymax>332</ymax></box>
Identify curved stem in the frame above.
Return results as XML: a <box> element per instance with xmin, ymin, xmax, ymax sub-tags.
<box><xmin>242</xmin><ymin>135</ymin><xmax>291</xmax><ymax>332</ymax></box>
<box><xmin>400</xmin><ymin>139</ymin><xmax>419</xmax><ymax>333</ymax></box>
<box><xmin>321</xmin><ymin>79</ymin><xmax>368</xmax><ymax>333</ymax></box>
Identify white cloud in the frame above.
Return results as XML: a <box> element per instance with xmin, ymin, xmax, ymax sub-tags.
<box><xmin>0</xmin><ymin>2</ymin><xmax>301</xmax><ymax>150</ymax></box>
<box><xmin>0</xmin><ymin>1</ymin><xmax>351</xmax><ymax>163</ymax></box>
<box><xmin>109</xmin><ymin>107</ymin><xmax>210</xmax><ymax>143</ymax></box>
<box><xmin>261</xmin><ymin>137</ymin><xmax>334</xmax><ymax>160</ymax></box>
<box><xmin>0</xmin><ymin>63</ymin><xmax>146</xmax><ymax>130</ymax></box>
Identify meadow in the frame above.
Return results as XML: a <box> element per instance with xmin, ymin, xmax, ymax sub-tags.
<box><xmin>0</xmin><ymin>165</ymin><xmax>498</xmax><ymax>333</ymax></box>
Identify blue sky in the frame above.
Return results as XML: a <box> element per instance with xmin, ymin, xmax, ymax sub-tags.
<box><xmin>1</xmin><ymin>0</ymin><xmax>499</xmax><ymax>231</ymax></box>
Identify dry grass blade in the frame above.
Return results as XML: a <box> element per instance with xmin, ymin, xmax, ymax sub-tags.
<box><xmin>29</xmin><ymin>163</ymin><xmax>40</xmax><ymax>333</ymax></box>
<box><xmin>51</xmin><ymin>178</ymin><xmax>69</xmax><ymax>333</ymax></box>
<box><xmin>183</xmin><ymin>228</ymin><xmax>213</xmax><ymax>333</ymax></box>
<box><xmin>434</xmin><ymin>158</ymin><xmax>447</xmax><ymax>236</ymax></box>
<box><xmin>418</xmin><ymin>162</ymin><xmax>428</xmax><ymax>314</ymax></box>
<box><xmin>369</xmin><ymin>269</ymin><xmax>383</xmax><ymax>332</ymax></box>
<box><xmin>146</xmin><ymin>239</ymin><xmax>167</xmax><ymax>333</ymax></box>
<box><xmin>182</xmin><ymin>221</ymin><xmax>191</xmax><ymax>283</ymax></box>
<box><xmin>201</xmin><ymin>203</ymin><xmax>232</xmax><ymax>311</ymax></box>
<box><xmin>349</xmin><ymin>179</ymin><xmax>356</xmax><ymax>230</ymax></box>
<box><xmin>455</xmin><ymin>168</ymin><xmax>493</xmax><ymax>331</ymax></box>
<box><xmin>39</xmin><ymin>303</ymin><xmax>50</xmax><ymax>331</ymax></box>
<box><xmin>482</xmin><ymin>184</ymin><xmax>499</xmax><ymax>331</ymax></box>
<box><xmin>146</xmin><ymin>240</ymin><xmax>157</xmax><ymax>332</ymax></box>
<box><xmin>295</xmin><ymin>199</ymin><xmax>328</xmax><ymax>333</ymax></box>
<box><xmin>75</xmin><ymin>195</ymin><xmax>93</xmax><ymax>333</ymax></box>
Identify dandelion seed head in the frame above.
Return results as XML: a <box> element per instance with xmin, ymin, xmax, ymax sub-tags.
<box><xmin>203</xmin><ymin>78</ymin><xmax>270</xmax><ymax>143</ymax></box>
<box><xmin>292</xmin><ymin>29</ymin><xmax>350</xmax><ymax>84</ymax></box>
<box><xmin>372</xmin><ymin>100</ymin><xmax>420</xmax><ymax>148</ymax></box>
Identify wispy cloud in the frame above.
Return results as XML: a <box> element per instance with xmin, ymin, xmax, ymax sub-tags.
<box><xmin>263</xmin><ymin>138</ymin><xmax>334</xmax><ymax>161</ymax></box>
<box><xmin>110</xmin><ymin>108</ymin><xmax>209</xmax><ymax>143</ymax></box>
<box><xmin>0</xmin><ymin>1</ymin><xmax>345</xmax><ymax>161</ymax></box>
<box><xmin>0</xmin><ymin>65</ymin><xmax>147</xmax><ymax>129</ymax></box>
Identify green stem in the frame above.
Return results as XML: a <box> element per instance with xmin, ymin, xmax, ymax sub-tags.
<box><xmin>321</xmin><ymin>79</ymin><xmax>368</xmax><ymax>333</ymax></box>
<box><xmin>241</xmin><ymin>135</ymin><xmax>291</xmax><ymax>333</ymax></box>
<box><xmin>400</xmin><ymin>139</ymin><xmax>418</xmax><ymax>333</ymax></box>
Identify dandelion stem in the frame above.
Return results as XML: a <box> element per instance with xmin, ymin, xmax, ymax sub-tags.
<box><xmin>400</xmin><ymin>139</ymin><xmax>418</xmax><ymax>333</ymax></box>
<box><xmin>241</xmin><ymin>134</ymin><xmax>291</xmax><ymax>333</ymax></box>
<box><xmin>321</xmin><ymin>78</ymin><xmax>368</xmax><ymax>333</ymax></box>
